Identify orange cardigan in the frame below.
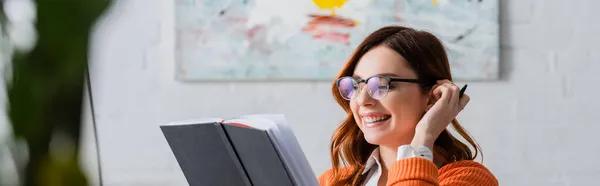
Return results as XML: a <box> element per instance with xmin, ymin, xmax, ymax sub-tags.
<box><xmin>318</xmin><ymin>157</ymin><xmax>498</xmax><ymax>186</ymax></box>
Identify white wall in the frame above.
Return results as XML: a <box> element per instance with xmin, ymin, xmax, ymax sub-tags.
<box><xmin>87</xmin><ymin>0</ymin><xmax>600</xmax><ymax>185</ymax></box>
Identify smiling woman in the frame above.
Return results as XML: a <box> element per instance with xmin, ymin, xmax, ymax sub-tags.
<box><xmin>318</xmin><ymin>26</ymin><xmax>498</xmax><ymax>186</ymax></box>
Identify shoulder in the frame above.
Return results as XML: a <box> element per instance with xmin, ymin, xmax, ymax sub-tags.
<box><xmin>317</xmin><ymin>167</ymin><xmax>353</xmax><ymax>186</ymax></box>
<box><xmin>438</xmin><ymin>160</ymin><xmax>498</xmax><ymax>185</ymax></box>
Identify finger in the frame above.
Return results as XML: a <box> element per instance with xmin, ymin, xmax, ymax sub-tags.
<box><xmin>437</xmin><ymin>80</ymin><xmax>454</xmax><ymax>89</ymax></box>
<box><xmin>432</xmin><ymin>83</ymin><xmax>453</xmax><ymax>104</ymax></box>
<box><xmin>437</xmin><ymin>80</ymin><xmax>460</xmax><ymax>105</ymax></box>
<box><xmin>433</xmin><ymin>80</ymin><xmax>453</xmax><ymax>93</ymax></box>
<box><xmin>449</xmin><ymin>84</ymin><xmax>460</xmax><ymax>107</ymax></box>
<box><xmin>437</xmin><ymin>79</ymin><xmax>452</xmax><ymax>85</ymax></box>
<box><xmin>458</xmin><ymin>94</ymin><xmax>470</xmax><ymax>110</ymax></box>
<box><xmin>439</xmin><ymin>81</ymin><xmax>456</xmax><ymax>103</ymax></box>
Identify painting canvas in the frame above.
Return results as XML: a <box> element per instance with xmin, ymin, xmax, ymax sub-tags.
<box><xmin>175</xmin><ymin>0</ymin><xmax>499</xmax><ymax>81</ymax></box>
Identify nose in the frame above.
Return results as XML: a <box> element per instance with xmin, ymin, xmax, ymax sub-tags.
<box><xmin>356</xmin><ymin>84</ymin><xmax>376</xmax><ymax>107</ymax></box>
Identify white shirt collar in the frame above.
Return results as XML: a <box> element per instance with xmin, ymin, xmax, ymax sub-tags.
<box><xmin>361</xmin><ymin>147</ymin><xmax>381</xmax><ymax>175</ymax></box>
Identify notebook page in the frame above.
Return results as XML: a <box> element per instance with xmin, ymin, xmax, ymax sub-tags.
<box><xmin>240</xmin><ymin>114</ymin><xmax>319</xmax><ymax>186</ymax></box>
<box><xmin>225</xmin><ymin>117</ymin><xmax>298</xmax><ymax>185</ymax></box>
<box><xmin>225</xmin><ymin>118</ymin><xmax>269</xmax><ymax>130</ymax></box>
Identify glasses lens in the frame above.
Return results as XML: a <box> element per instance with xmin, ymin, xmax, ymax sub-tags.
<box><xmin>366</xmin><ymin>76</ymin><xmax>389</xmax><ymax>99</ymax></box>
<box><xmin>337</xmin><ymin>77</ymin><xmax>357</xmax><ymax>100</ymax></box>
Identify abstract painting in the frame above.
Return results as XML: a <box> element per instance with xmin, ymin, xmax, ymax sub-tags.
<box><xmin>175</xmin><ymin>0</ymin><xmax>499</xmax><ymax>81</ymax></box>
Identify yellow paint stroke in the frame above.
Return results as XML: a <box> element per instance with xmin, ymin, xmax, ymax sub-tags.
<box><xmin>432</xmin><ymin>0</ymin><xmax>438</xmax><ymax>6</ymax></box>
<box><xmin>312</xmin><ymin>0</ymin><xmax>349</xmax><ymax>15</ymax></box>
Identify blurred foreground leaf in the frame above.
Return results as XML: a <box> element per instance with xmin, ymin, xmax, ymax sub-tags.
<box><xmin>3</xmin><ymin>0</ymin><xmax>111</xmax><ymax>185</ymax></box>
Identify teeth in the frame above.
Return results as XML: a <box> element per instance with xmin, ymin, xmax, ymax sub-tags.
<box><xmin>363</xmin><ymin>116</ymin><xmax>390</xmax><ymax>123</ymax></box>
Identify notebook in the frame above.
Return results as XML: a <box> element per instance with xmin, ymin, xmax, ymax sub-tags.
<box><xmin>160</xmin><ymin>114</ymin><xmax>319</xmax><ymax>186</ymax></box>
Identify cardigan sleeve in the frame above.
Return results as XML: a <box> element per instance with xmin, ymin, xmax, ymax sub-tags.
<box><xmin>386</xmin><ymin>158</ymin><xmax>498</xmax><ymax>186</ymax></box>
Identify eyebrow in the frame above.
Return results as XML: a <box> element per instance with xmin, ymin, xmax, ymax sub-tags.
<box><xmin>353</xmin><ymin>73</ymin><xmax>405</xmax><ymax>79</ymax></box>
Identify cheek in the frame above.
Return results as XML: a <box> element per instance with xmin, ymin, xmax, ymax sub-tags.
<box><xmin>349</xmin><ymin>100</ymin><xmax>357</xmax><ymax>113</ymax></box>
<box><xmin>384</xmin><ymin>93</ymin><xmax>427</xmax><ymax>123</ymax></box>
<box><xmin>349</xmin><ymin>100</ymin><xmax>361</xmax><ymax>123</ymax></box>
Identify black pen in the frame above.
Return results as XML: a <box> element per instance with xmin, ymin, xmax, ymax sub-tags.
<box><xmin>459</xmin><ymin>84</ymin><xmax>468</xmax><ymax>98</ymax></box>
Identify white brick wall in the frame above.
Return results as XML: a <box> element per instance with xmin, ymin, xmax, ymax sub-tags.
<box><xmin>1</xmin><ymin>0</ymin><xmax>599</xmax><ymax>185</ymax></box>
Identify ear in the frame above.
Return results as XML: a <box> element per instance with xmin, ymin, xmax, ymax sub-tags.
<box><xmin>424</xmin><ymin>86</ymin><xmax>437</xmax><ymax>111</ymax></box>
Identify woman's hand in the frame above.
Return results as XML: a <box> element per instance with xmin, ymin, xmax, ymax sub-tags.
<box><xmin>410</xmin><ymin>80</ymin><xmax>470</xmax><ymax>150</ymax></box>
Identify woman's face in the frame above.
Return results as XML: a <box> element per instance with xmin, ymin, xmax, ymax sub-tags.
<box><xmin>350</xmin><ymin>45</ymin><xmax>430</xmax><ymax>147</ymax></box>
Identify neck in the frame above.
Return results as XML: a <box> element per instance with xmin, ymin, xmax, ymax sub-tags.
<box><xmin>378</xmin><ymin>145</ymin><xmax>398</xmax><ymax>176</ymax></box>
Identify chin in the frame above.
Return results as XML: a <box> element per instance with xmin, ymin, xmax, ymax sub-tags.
<box><xmin>362</xmin><ymin>128</ymin><xmax>415</xmax><ymax>147</ymax></box>
<box><xmin>362</xmin><ymin>131</ymin><xmax>390</xmax><ymax>145</ymax></box>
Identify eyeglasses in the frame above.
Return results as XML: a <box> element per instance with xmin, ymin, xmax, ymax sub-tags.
<box><xmin>335</xmin><ymin>75</ymin><xmax>422</xmax><ymax>100</ymax></box>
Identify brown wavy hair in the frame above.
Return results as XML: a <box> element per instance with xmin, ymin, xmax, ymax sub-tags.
<box><xmin>328</xmin><ymin>26</ymin><xmax>481</xmax><ymax>186</ymax></box>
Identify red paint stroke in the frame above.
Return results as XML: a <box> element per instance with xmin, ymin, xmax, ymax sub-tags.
<box><xmin>301</xmin><ymin>24</ymin><xmax>319</xmax><ymax>32</ymax></box>
<box><xmin>247</xmin><ymin>25</ymin><xmax>263</xmax><ymax>40</ymax></box>
<box><xmin>300</xmin><ymin>14</ymin><xmax>356</xmax><ymax>44</ymax></box>
<box><xmin>306</xmin><ymin>14</ymin><xmax>357</xmax><ymax>28</ymax></box>
<box><xmin>298</xmin><ymin>14</ymin><xmax>356</xmax><ymax>45</ymax></box>
<box><xmin>226</xmin><ymin>17</ymin><xmax>248</xmax><ymax>23</ymax></box>
<box><xmin>313</xmin><ymin>31</ymin><xmax>350</xmax><ymax>45</ymax></box>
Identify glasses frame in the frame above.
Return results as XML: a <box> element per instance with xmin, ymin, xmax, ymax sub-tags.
<box><xmin>335</xmin><ymin>75</ymin><xmax>422</xmax><ymax>100</ymax></box>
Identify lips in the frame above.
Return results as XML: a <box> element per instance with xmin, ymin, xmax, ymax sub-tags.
<box><xmin>362</xmin><ymin>115</ymin><xmax>391</xmax><ymax>123</ymax></box>
<box><xmin>360</xmin><ymin>112</ymin><xmax>391</xmax><ymax>124</ymax></box>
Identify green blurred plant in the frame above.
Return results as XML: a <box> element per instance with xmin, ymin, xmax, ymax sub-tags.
<box><xmin>1</xmin><ymin>0</ymin><xmax>111</xmax><ymax>185</ymax></box>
